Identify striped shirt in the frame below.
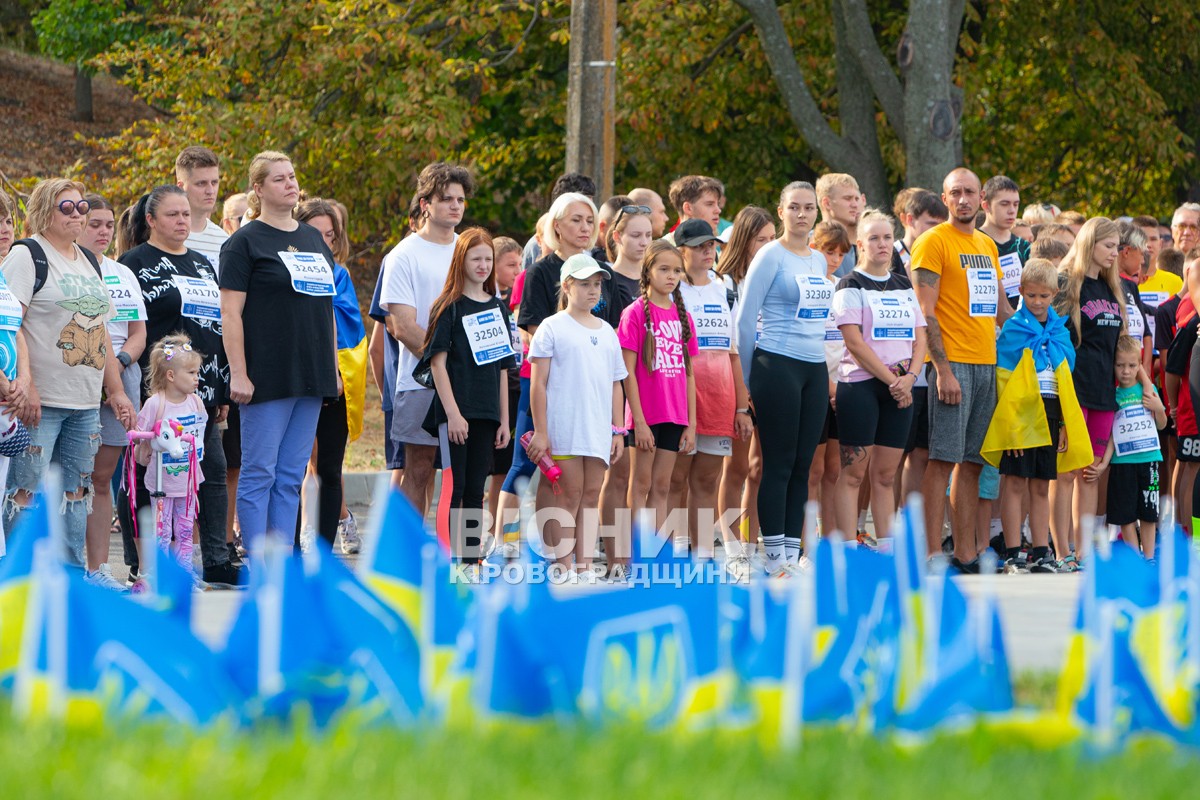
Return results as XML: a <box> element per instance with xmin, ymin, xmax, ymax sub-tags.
<box><xmin>186</xmin><ymin>219</ymin><xmax>229</xmax><ymax>277</ymax></box>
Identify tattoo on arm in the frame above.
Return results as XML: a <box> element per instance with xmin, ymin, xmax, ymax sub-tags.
<box><xmin>915</xmin><ymin>268</ymin><xmax>940</xmax><ymax>288</ymax></box>
<box><xmin>925</xmin><ymin>316</ymin><xmax>948</xmax><ymax>365</ymax></box>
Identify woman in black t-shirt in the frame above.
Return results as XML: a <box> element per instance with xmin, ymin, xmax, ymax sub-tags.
<box><xmin>422</xmin><ymin>228</ymin><xmax>514</xmax><ymax>568</ymax></box>
<box><xmin>1052</xmin><ymin>217</ymin><xmax>1130</xmax><ymax>569</ymax></box>
<box><xmin>219</xmin><ymin>151</ymin><xmax>338</xmax><ymax>554</ymax></box>
<box><xmin>117</xmin><ymin>185</ymin><xmax>237</xmax><ymax>585</ymax></box>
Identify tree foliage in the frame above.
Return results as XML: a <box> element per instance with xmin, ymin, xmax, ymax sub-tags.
<box><xmin>71</xmin><ymin>0</ymin><xmax>1200</xmax><ymax>261</ymax></box>
<box><xmin>32</xmin><ymin>0</ymin><xmax>144</xmax><ymax>70</ymax></box>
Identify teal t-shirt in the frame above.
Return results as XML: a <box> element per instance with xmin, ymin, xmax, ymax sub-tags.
<box><xmin>1111</xmin><ymin>384</ymin><xmax>1162</xmax><ymax>464</ymax></box>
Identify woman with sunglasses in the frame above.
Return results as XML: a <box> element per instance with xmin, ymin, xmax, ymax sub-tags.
<box><xmin>0</xmin><ymin>179</ymin><xmax>135</xmax><ymax>569</ymax></box>
<box><xmin>119</xmin><ymin>184</ymin><xmax>237</xmax><ymax>586</ymax></box>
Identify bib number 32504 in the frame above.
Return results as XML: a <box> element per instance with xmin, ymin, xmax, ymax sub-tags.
<box><xmin>462</xmin><ymin>308</ymin><xmax>515</xmax><ymax>365</ymax></box>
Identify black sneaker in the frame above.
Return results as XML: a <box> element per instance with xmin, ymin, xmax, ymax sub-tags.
<box><xmin>202</xmin><ymin>560</ymin><xmax>244</xmax><ymax>589</ymax></box>
<box><xmin>949</xmin><ymin>556</ymin><xmax>980</xmax><ymax>575</ymax></box>
<box><xmin>228</xmin><ymin>540</ymin><xmax>244</xmax><ymax>567</ymax></box>
<box><xmin>1002</xmin><ymin>556</ymin><xmax>1029</xmax><ymax>574</ymax></box>
<box><xmin>1029</xmin><ymin>555</ymin><xmax>1059</xmax><ymax>573</ymax></box>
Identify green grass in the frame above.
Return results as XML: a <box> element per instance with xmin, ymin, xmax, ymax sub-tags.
<box><xmin>2</xmin><ymin>704</ymin><xmax>1198</xmax><ymax>798</ymax></box>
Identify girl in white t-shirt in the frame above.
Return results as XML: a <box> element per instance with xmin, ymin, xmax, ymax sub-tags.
<box><xmin>527</xmin><ymin>254</ymin><xmax>628</xmax><ymax>581</ymax></box>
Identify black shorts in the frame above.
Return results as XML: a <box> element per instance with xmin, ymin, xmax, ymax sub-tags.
<box><xmin>834</xmin><ymin>378</ymin><xmax>913</xmax><ymax>450</ymax></box>
<box><xmin>818</xmin><ymin>402</ymin><xmax>839</xmax><ymax>444</ymax></box>
<box><xmin>1177</xmin><ymin>434</ymin><xmax>1200</xmax><ymax>463</ymax></box>
<box><xmin>999</xmin><ymin>397</ymin><xmax>1062</xmax><ymax>481</ymax></box>
<box><xmin>491</xmin><ymin>438</ymin><xmax>514</xmax><ymax>476</ymax></box>
<box><xmin>1106</xmin><ymin>461</ymin><xmax>1161</xmax><ymax>525</ymax></box>
<box><xmin>905</xmin><ymin>385</ymin><xmax>930</xmax><ymax>452</ymax></box>
<box><xmin>646</xmin><ymin>422</ymin><xmax>686</xmax><ymax>452</ymax></box>
<box><xmin>222</xmin><ymin>403</ymin><xmax>242</xmax><ymax>471</ymax></box>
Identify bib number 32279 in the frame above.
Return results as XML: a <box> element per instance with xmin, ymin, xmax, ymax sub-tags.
<box><xmin>967</xmin><ymin>267</ymin><xmax>998</xmax><ymax>317</ymax></box>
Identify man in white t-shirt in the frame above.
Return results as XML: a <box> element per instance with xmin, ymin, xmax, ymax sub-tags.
<box><xmin>176</xmin><ymin>146</ymin><xmax>228</xmax><ymax>276</ymax></box>
<box><xmin>381</xmin><ymin>162</ymin><xmax>476</xmax><ymax>516</ymax></box>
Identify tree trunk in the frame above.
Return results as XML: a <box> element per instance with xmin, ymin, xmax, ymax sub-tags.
<box><xmin>830</xmin><ymin>4</ymin><xmax>889</xmax><ymax>207</ymax></box>
<box><xmin>900</xmin><ymin>0</ymin><xmax>963</xmax><ymax>191</ymax></box>
<box><xmin>73</xmin><ymin>65</ymin><xmax>94</xmax><ymax>123</ymax></box>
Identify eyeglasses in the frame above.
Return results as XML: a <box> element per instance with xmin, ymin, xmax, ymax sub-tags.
<box><xmin>1160</xmin><ymin>234</ymin><xmax>1174</xmax><ymax>242</ymax></box>
<box><xmin>612</xmin><ymin>204</ymin><xmax>652</xmax><ymax>228</ymax></box>
<box><xmin>58</xmin><ymin>199</ymin><xmax>91</xmax><ymax>216</ymax></box>
<box><xmin>162</xmin><ymin>342</ymin><xmax>193</xmax><ymax>361</ymax></box>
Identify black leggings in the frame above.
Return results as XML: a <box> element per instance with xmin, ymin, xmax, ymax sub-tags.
<box><xmin>749</xmin><ymin>349</ymin><xmax>828</xmax><ymax>542</ymax></box>
<box><xmin>437</xmin><ymin>418</ymin><xmax>499</xmax><ymax>563</ymax></box>
<box><xmin>312</xmin><ymin>394</ymin><xmax>349</xmax><ymax>545</ymax></box>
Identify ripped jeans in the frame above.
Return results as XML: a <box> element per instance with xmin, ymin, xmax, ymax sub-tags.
<box><xmin>4</xmin><ymin>406</ymin><xmax>100</xmax><ymax>567</ymax></box>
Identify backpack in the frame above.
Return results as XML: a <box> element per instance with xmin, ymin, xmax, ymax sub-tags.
<box><xmin>11</xmin><ymin>238</ymin><xmax>103</xmax><ymax>295</ymax></box>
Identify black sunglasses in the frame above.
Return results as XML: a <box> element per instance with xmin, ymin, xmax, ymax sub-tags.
<box><xmin>58</xmin><ymin>199</ymin><xmax>91</xmax><ymax>216</ymax></box>
<box><xmin>612</xmin><ymin>204</ymin><xmax>652</xmax><ymax>228</ymax></box>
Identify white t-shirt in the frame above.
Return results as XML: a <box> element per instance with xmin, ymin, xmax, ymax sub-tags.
<box><xmin>100</xmin><ymin>255</ymin><xmax>147</xmax><ymax>352</ymax></box>
<box><xmin>185</xmin><ymin>219</ymin><xmax>229</xmax><ymax>278</ymax></box>
<box><xmin>528</xmin><ymin>312</ymin><xmax>628</xmax><ymax>463</ymax></box>
<box><xmin>380</xmin><ymin>232</ymin><xmax>457</xmax><ymax>394</ymax></box>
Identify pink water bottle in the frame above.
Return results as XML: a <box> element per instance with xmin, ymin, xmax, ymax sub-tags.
<box><xmin>520</xmin><ymin>430</ymin><xmax>562</xmax><ymax>489</ymax></box>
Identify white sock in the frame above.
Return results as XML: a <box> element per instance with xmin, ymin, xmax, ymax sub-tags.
<box><xmin>989</xmin><ymin>517</ymin><xmax>1003</xmax><ymax>538</ymax></box>
<box><xmin>763</xmin><ymin>535</ymin><xmax>785</xmax><ymax>568</ymax></box>
<box><xmin>784</xmin><ymin>539</ymin><xmax>802</xmax><ymax>564</ymax></box>
<box><xmin>857</xmin><ymin>510</ymin><xmax>868</xmax><ymax>531</ymax></box>
<box><xmin>724</xmin><ymin>538</ymin><xmax>745</xmax><ymax>559</ymax></box>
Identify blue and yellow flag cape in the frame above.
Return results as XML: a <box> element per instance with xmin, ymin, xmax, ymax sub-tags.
<box><xmin>981</xmin><ymin>303</ymin><xmax>1091</xmax><ymax>473</ymax></box>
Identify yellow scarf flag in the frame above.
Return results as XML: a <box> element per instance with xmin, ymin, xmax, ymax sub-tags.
<box><xmin>981</xmin><ymin>349</ymin><xmax>1092</xmax><ymax>474</ymax></box>
<box><xmin>337</xmin><ymin>336</ymin><xmax>369</xmax><ymax>442</ymax></box>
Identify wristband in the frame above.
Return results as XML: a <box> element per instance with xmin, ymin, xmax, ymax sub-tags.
<box><xmin>116</xmin><ymin>351</ymin><xmax>132</xmax><ymax>368</ymax></box>
<box><xmin>735</xmin><ymin>408</ymin><xmax>750</xmax><ymax>414</ymax></box>
<box><xmin>612</xmin><ymin>426</ymin><xmax>628</xmax><ymax>436</ymax></box>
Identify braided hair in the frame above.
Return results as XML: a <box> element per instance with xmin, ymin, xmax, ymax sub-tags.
<box><xmin>638</xmin><ymin>240</ymin><xmax>692</xmax><ymax>375</ymax></box>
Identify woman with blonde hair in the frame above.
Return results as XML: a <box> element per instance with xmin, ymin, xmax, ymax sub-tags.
<box><xmin>219</xmin><ymin>151</ymin><xmax>338</xmax><ymax>558</ymax></box>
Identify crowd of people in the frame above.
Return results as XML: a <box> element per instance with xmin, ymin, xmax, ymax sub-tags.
<box><xmin>1</xmin><ymin>148</ymin><xmax>1197</xmax><ymax>587</ymax></box>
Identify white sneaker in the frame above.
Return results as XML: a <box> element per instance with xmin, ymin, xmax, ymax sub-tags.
<box><xmin>337</xmin><ymin>512</ymin><xmax>361</xmax><ymax>555</ymax></box>
<box><xmin>498</xmin><ymin>540</ymin><xmax>519</xmax><ymax>560</ymax></box>
<box><xmin>85</xmin><ymin>563</ymin><xmax>128</xmax><ymax>593</ymax></box>
<box><xmin>574</xmin><ymin>567</ymin><xmax>600</xmax><ymax>585</ymax></box>
<box><xmin>725</xmin><ymin>554</ymin><xmax>751</xmax><ymax>583</ymax></box>
<box><xmin>770</xmin><ymin>561</ymin><xmax>803</xmax><ymax>580</ymax></box>
<box><xmin>299</xmin><ymin>525</ymin><xmax>317</xmax><ymax>555</ymax></box>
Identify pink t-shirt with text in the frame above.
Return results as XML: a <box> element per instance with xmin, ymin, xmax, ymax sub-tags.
<box><xmin>617</xmin><ymin>297</ymin><xmax>699</xmax><ymax>428</ymax></box>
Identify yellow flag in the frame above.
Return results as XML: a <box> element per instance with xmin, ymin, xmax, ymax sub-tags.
<box><xmin>337</xmin><ymin>336</ymin><xmax>370</xmax><ymax>442</ymax></box>
<box><xmin>981</xmin><ymin>349</ymin><xmax>1050</xmax><ymax>467</ymax></box>
<box><xmin>1054</xmin><ymin>359</ymin><xmax>1093</xmax><ymax>474</ymax></box>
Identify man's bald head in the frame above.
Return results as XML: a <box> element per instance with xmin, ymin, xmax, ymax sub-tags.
<box><xmin>943</xmin><ymin>168</ymin><xmax>981</xmax><ymax>194</ymax></box>
<box><xmin>628</xmin><ymin>186</ymin><xmax>668</xmax><ymax>238</ymax></box>
<box><xmin>942</xmin><ymin>168</ymin><xmax>982</xmax><ymax>230</ymax></box>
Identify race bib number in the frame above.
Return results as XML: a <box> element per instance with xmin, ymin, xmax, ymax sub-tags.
<box><xmin>866</xmin><ymin>292</ymin><xmax>916</xmax><ymax>341</ymax></box>
<box><xmin>1036</xmin><ymin>366</ymin><xmax>1057</xmax><ymax>397</ymax></box>
<box><xmin>105</xmin><ymin>274</ymin><xmax>145</xmax><ymax>322</ymax></box>
<box><xmin>1112</xmin><ymin>404</ymin><xmax>1158</xmax><ymax>457</ymax></box>
<box><xmin>1139</xmin><ymin>291</ymin><xmax>1168</xmax><ymax>309</ymax></box>
<box><xmin>690</xmin><ymin>301</ymin><xmax>731</xmax><ymax>350</ymax></box>
<box><xmin>999</xmin><ymin>252</ymin><xmax>1023</xmax><ymax>298</ymax></box>
<box><xmin>509</xmin><ymin>315</ymin><xmax>523</xmax><ymax>368</ymax></box>
<box><xmin>278</xmin><ymin>251</ymin><xmax>335</xmax><ymax>297</ymax></box>
<box><xmin>824</xmin><ymin>315</ymin><xmax>843</xmax><ymax>342</ymax></box>
<box><xmin>795</xmin><ymin>275</ymin><xmax>834</xmax><ymax>320</ymax></box>
<box><xmin>171</xmin><ymin>275</ymin><xmax>221</xmax><ymax>321</ymax></box>
<box><xmin>967</xmin><ymin>267</ymin><xmax>999</xmax><ymax>317</ymax></box>
<box><xmin>462</xmin><ymin>307</ymin><xmax>515</xmax><ymax>365</ymax></box>
<box><xmin>1126</xmin><ymin>304</ymin><xmax>1145</xmax><ymax>340</ymax></box>
<box><xmin>0</xmin><ymin>284</ymin><xmax>22</xmax><ymax>332</ymax></box>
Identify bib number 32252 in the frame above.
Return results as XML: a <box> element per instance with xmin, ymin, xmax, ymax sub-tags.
<box><xmin>1112</xmin><ymin>404</ymin><xmax>1158</xmax><ymax>457</ymax></box>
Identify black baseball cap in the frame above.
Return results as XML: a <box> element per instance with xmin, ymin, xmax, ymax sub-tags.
<box><xmin>674</xmin><ymin>218</ymin><xmax>719</xmax><ymax>247</ymax></box>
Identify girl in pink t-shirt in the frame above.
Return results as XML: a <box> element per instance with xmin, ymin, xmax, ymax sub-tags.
<box><xmin>132</xmin><ymin>334</ymin><xmax>207</xmax><ymax>580</ymax></box>
<box><xmin>618</xmin><ymin>241</ymin><xmax>698</xmax><ymax>535</ymax></box>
